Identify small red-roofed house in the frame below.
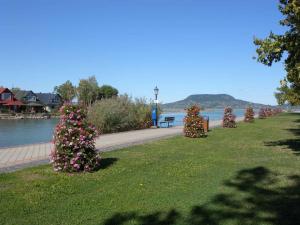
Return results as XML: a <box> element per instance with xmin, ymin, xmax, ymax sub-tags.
<box><xmin>0</xmin><ymin>87</ymin><xmax>24</xmax><ymax>112</ymax></box>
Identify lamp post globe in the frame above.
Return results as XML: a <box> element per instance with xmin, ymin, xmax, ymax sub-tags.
<box><xmin>154</xmin><ymin>86</ymin><xmax>159</xmax><ymax>100</ymax></box>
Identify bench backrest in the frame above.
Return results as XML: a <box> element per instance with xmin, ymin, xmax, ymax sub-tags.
<box><xmin>165</xmin><ymin>116</ymin><xmax>175</xmax><ymax>122</ymax></box>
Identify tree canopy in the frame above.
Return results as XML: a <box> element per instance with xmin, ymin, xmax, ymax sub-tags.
<box><xmin>11</xmin><ymin>87</ymin><xmax>21</xmax><ymax>95</ymax></box>
<box><xmin>98</xmin><ymin>85</ymin><xmax>118</xmax><ymax>99</ymax></box>
<box><xmin>54</xmin><ymin>76</ymin><xmax>118</xmax><ymax>106</ymax></box>
<box><xmin>254</xmin><ymin>0</ymin><xmax>300</xmax><ymax>105</ymax></box>
<box><xmin>54</xmin><ymin>80</ymin><xmax>77</xmax><ymax>103</ymax></box>
<box><xmin>77</xmin><ymin>76</ymin><xmax>100</xmax><ymax>107</ymax></box>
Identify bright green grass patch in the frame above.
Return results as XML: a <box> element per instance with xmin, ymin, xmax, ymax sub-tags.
<box><xmin>0</xmin><ymin>113</ymin><xmax>300</xmax><ymax>225</ymax></box>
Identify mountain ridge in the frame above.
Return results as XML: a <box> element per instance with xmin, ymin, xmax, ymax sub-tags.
<box><xmin>162</xmin><ymin>94</ymin><xmax>271</xmax><ymax>112</ymax></box>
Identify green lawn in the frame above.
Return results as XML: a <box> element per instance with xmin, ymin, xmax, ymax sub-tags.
<box><xmin>1</xmin><ymin>113</ymin><xmax>300</xmax><ymax>225</ymax></box>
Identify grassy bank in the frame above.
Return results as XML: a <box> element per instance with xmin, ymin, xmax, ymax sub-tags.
<box><xmin>0</xmin><ymin>113</ymin><xmax>300</xmax><ymax>225</ymax></box>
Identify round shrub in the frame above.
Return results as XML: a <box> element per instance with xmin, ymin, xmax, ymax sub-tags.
<box><xmin>184</xmin><ymin>105</ymin><xmax>205</xmax><ymax>138</ymax></box>
<box><xmin>223</xmin><ymin>107</ymin><xmax>237</xmax><ymax>128</ymax></box>
<box><xmin>87</xmin><ymin>96</ymin><xmax>155</xmax><ymax>134</ymax></box>
<box><xmin>244</xmin><ymin>107</ymin><xmax>255</xmax><ymax>123</ymax></box>
<box><xmin>50</xmin><ymin>104</ymin><xmax>101</xmax><ymax>172</ymax></box>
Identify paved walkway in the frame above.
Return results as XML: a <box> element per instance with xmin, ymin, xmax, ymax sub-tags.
<box><xmin>0</xmin><ymin>118</ymin><xmax>244</xmax><ymax>172</ymax></box>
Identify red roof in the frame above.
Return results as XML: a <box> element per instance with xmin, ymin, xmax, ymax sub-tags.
<box><xmin>0</xmin><ymin>88</ymin><xmax>23</xmax><ymax>106</ymax></box>
<box><xmin>3</xmin><ymin>100</ymin><xmax>24</xmax><ymax>106</ymax></box>
<box><xmin>0</xmin><ymin>88</ymin><xmax>8</xmax><ymax>94</ymax></box>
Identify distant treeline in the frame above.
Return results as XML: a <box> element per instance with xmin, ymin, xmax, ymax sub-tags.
<box><xmin>54</xmin><ymin>75</ymin><xmax>119</xmax><ymax>106</ymax></box>
<box><xmin>55</xmin><ymin>76</ymin><xmax>158</xmax><ymax>134</ymax></box>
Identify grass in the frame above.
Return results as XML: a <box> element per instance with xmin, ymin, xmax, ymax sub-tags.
<box><xmin>0</xmin><ymin>113</ymin><xmax>300</xmax><ymax>225</ymax></box>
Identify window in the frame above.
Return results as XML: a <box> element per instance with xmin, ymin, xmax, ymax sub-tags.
<box><xmin>27</xmin><ymin>95</ymin><xmax>36</xmax><ymax>102</ymax></box>
<box><xmin>53</xmin><ymin>96</ymin><xmax>58</xmax><ymax>103</ymax></box>
<box><xmin>1</xmin><ymin>93</ymin><xmax>11</xmax><ymax>100</ymax></box>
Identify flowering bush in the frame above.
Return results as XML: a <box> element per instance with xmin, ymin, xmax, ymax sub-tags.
<box><xmin>258</xmin><ymin>108</ymin><xmax>267</xmax><ymax>119</ymax></box>
<box><xmin>266</xmin><ymin>108</ymin><xmax>271</xmax><ymax>117</ymax></box>
<box><xmin>50</xmin><ymin>104</ymin><xmax>101</xmax><ymax>172</ymax></box>
<box><xmin>184</xmin><ymin>105</ymin><xmax>205</xmax><ymax>138</ymax></box>
<box><xmin>223</xmin><ymin>107</ymin><xmax>237</xmax><ymax>128</ymax></box>
<box><xmin>272</xmin><ymin>108</ymin><xmax>282</xmax><ymax>115</ymax></box>
<box><xmin>244</xmin><ymin>107</ymin><xmax>255</xmax><ymax>123</ymax></box>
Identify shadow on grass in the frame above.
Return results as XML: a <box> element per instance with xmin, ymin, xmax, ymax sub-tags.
<box><xmin>265</xmin><ymin>139</ymin><xmax>300</xmax><ymax>155</ymax></box>
<box><xmin>104</xmin><ymin>210</ymin><xmax>180</xmax><ymax>225</ymax></box>
<box><xmin>103</xmin><ymin>167</ymin><xmax>300</xmax><ymax>225</ymax></box>
<box><xmin>293</xmin><ymin>118</ymin><xmax>300</xmax><ymax>123</ymax></box>
<box><xmin>265</xmin><ymin>116</ymin><xmax>300</xmax><ymax>155</ymax></box>
<box><xmin>286</xmin><ymin>128</ymin><xmax>300</xmax><ymax>136</ymax></box>
<box><xmin>97</xmin><ymin>157</ymin><xmax>118</xmax><ymax>170</ymax></box>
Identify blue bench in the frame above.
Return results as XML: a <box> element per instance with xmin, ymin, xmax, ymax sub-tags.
<box><xmin>159</xmin><ymin>116</ymin><xmax>175</xmax><ymax>128</ymax></box>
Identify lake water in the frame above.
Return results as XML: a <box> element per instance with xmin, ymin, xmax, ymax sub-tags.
<box><xmin>159</xmin><ymin>108</ymin><xmax>249</xmax><ymax>127</ymax></box>
<box><xmin>0</xmin><ymin>109</ymin><xmax>251</xmax><ymax>148</ymax></box>
<box><xmin>0</xmin><ymin>119</ymin><xmax>58</xmax><ymax>148</ymax></box>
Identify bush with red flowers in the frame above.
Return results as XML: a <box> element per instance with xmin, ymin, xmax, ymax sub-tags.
<box><xmin>272</xmin><ymin>108</ymin><xmax>282</xmax><ymax>115</ymax></box>
<box><xmin>223</xmin><ymin>107</ymin><xmax>237</xmax><ymax>128</ymax></box>
<box><xmin>50</xmin><ymin>104</ymin><xmax>101</xmax><ymax>172</ymax></box>
<box><xmin>184</xmin><ymin>105</ymin><xmax>206</xmax><ymax>138</ymax></box>
<box><xmin>265</xmin><ymin>107</ymin><xmax>273</xmax><ymax>117</ymax></box>
<box><xmin>258</xmin><ymin>108</ymin><xmax>267</xmax><ymax>119</ymax></box>
<box><xmin>244</xmin><ymin>107</ymin><xmax>255</xmax><ymax>123</ymax></box>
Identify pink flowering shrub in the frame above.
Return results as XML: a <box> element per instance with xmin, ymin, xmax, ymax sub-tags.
<box><xmin>244</xmin><ymin>107</ymin><xmax>255</xmax><ymax>123</ymax></box>
<box><xmin>184</xmin><ymin>105</ymin><xmax>206</xmax><ymax>138</ymax></box>
<box><xmin>50</xmin><ymin>104</ymin><xmax>101</xmax><ymax>172</ymax></box>
<box><xmin>265</xmin><ymin>107</ymin><xmax>273</xmax><ymax>117</ymax></box>
<box><xmin>273</xmin><ymin>108</ymin><xmax>282</xmax><ymax>115</ymax></box>
<box><xmin>223</xmin><ymin>107</ymin><xmax>237</xmax><ymax>128</ymax></box>
<box><xmin>259</xmin><ymin>108</ymin><xmax>267</xmax><ymax>119</ymax></box>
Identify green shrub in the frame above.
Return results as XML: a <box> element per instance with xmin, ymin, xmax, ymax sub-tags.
<box><xmin>87</xmin><ymin>95</ymin><xmax>154</xmax><ymax>133</ymax></box>
<box><xmin>0</xmin><ymin>107</ymin><xmax>9</xmax><ymax>113</ymax></box>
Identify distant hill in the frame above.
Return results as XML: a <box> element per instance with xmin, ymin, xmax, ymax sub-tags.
<box><xmin>162</xmin><ymin>94</ymin><xmax>271</xmax><ymax>112</ymax></box>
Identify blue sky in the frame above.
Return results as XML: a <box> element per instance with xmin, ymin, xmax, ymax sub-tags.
<box><xmin>0</xmin><ymin>0</ymin><xmax>286</xmax><ymax>105</ymax></box>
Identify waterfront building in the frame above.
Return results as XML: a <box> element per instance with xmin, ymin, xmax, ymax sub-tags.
<box><xmin>0</xmin><ymin>87</ymin><xmax>24</xmax><ymax>112</ymax></box>
<box><xmin>14</xmin><ymin>90</ymin><xmax>44</xmax><ymax>113</ymax></box>
<box><xmin>36</xmin><ymin>93</ymin><xmax>62</xmax><ymax>112</ymax></box>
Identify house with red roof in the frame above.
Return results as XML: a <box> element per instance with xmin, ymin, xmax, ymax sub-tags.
<box><xmin>0</xmin><ymin>87</ymin><xmax>24</xmax><ymax>112</ymax></box>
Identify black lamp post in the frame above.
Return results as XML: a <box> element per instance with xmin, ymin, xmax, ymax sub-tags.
<box><xmin>154</xmin><ymin>86</ymin><xmax>159</xmax><ymax>127</ymax></box>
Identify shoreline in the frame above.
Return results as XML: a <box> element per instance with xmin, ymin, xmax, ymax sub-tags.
<box><xmin>0</xmin><ymin>113</ymin><xmax>59</xmax><ymax>120</ymax></box>
<box><xmin>0</xmin><ymin>115</ymin><xmax>242</xmax><ymax>149</ymax></box>
<box><xmin>0</xmin><ymin>116</ymin><xmax>246</xmax><ymax>172</ymax></box>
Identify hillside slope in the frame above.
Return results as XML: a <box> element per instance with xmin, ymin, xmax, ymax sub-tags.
<box><xmin>162</xmin><ymin>94</ymin><xmax>269</xmax><ymax>111</ymax></box>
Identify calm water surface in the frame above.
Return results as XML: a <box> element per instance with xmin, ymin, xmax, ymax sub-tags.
<box><xmin>0</xmin><ymin>109</ymin><xmax>252</xmax><ymax>148</ymax></box>
<box><xmin>0</xmin><ymin>119</ymin><xmax>58</xmax><ymax>148</ymax></box>
<box><xmin>160</xmin><ymin>108</ymin><xmax>250</xmax><ymax>127</ymax></box>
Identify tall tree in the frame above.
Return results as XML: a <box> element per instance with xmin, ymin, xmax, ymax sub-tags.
<box><xmin>254</xmin><ymin>0</ymin><xmax>300</xmax><ymax>105</ymax></box>
<box><xmin>77</xmin><ymin>76</ymin><xmax>100</xmax><ymax>107</ymax></box>
<box><xmin>11</xmin><ymin>87</ymin><xmax>21</xmax><ymax>95</ymax></box>
<box><xmin>98</xmin><ymin>85</ymin><xmax>118</xmax><ymax>99</ymax></box>
<box><xmin>54</xmin><ymin>80</ymin><xmax>77</xmax><ymax>103</ymax></box>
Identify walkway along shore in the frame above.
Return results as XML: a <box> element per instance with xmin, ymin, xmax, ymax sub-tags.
<box><xmin>0</xmin><ymin>117</ymin><xmax>245</xmax><ymax>173</ymax></box>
